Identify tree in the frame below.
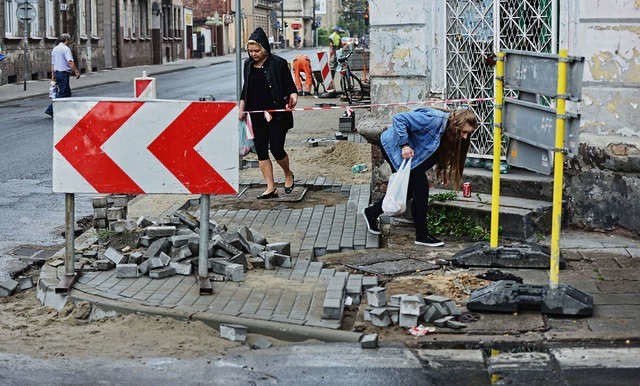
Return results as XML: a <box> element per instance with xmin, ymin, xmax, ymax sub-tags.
<box><xmin>338</xmin><ymin>0</ymin><xmax>369</xmax><ymax>37</ymax></box>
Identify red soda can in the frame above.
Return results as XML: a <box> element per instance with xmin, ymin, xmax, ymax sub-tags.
<box><xmin>462</xmin><ymin>182</ymin><xmax>472</xmax><ymax>198</ymax></box>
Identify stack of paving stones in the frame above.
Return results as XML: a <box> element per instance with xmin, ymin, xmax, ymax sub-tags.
<box><xmin>92</xmin><ymin>195</ymin><xmax>129</xmax><ymax>230</ymax></box>
<box><xmin>362</xmin><ymin>287</ymin><xmax>467</xmax><ymax>330</ymax></box>
<box><xmin>321</xmin><ymin>271</ymin><xmax>379</xmax><ymax>326</ymax></box>
<box><xmin>75</xmin><ymin>206</ymin><xmax>293</xmax><ymax>281</ymax></box>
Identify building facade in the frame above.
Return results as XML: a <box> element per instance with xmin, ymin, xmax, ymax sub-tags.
<box><xmin>361</xmin><ymin>0</ymin><xmax>640</xmax><ymax>234</ymax></box>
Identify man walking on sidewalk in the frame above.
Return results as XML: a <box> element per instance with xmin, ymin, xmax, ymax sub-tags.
<box><xmin>44</xmin><ymin>33</ymin><xmax>80</xmax><ymax>117</ymax></box>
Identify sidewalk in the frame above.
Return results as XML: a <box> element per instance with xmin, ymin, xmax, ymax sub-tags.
<box><xmin>18</xmin><ymin>54</ymin><xmax>640</xmax><ymax>346</ymax></box>
<box><xmin>0</xmin><ymin>53</ymin><xmax>238</xmax><ymax>104</ymax></box>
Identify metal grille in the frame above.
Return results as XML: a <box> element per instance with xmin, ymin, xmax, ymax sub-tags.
<box><xmin>445</xmin><ymin>0</ymin><xmax>496</xmax><ymax>157</ymax></box>
<box><xmin>445</xmin><ymin>0</ymin><xmax>556</xmax><ymax>157</ymax></box>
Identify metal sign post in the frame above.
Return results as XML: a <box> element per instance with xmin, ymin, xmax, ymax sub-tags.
<box><xmin>16</xmin><ymin>0</ymin><xmax>35</xmax><ymax>91</ymax></box>
<box><xmin>198</xmin><ymin>194</ymin><xmax>213</xmax><ymax>294</ymax></box>
<box><xmin>55</xmin><ymin>192</ymin><xmax>79</xmax><ymax>293</ymax></box>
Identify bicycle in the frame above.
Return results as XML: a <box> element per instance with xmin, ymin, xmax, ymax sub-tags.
<box><xmin>336</xmin><ymin>50</ymin><xmax>366</xmax><ymax>104</ymax></box>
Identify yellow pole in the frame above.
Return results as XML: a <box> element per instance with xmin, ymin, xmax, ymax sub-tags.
<box><xmin>550</xmin><ymin>49</ymin><xmax>568</xmax><ymax>289</ymax></box>
<box><xmin>490</xmin><ymin>52</ymin><xmax>504</xmax><ymax>248</ymax></box>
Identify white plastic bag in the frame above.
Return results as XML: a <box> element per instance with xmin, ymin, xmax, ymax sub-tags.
<box><xmin>48</xmin><ymin>81</ymin><xmax>58</xmax><ymax>99</ymax></box>
<box><xmin>382</xmin><ymin>157</ymin><xmax>412</xmax><ymax>216</ymax></box>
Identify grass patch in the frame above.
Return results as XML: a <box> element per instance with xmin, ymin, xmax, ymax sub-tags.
<box><xmin>427</xmin><ymin>193</ymin><xmax>491</xmax><ymax>241</ymax></box>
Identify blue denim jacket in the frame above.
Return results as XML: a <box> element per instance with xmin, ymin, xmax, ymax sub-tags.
<box><xmin>380</xmin><ymin>108</ymin><xmax>451</xmax><ymax>170</ymax></box>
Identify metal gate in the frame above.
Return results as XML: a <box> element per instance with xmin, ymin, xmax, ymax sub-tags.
<box><xmin>445</xmin><ymin>0</ymin><xmax>557</xmax><ymax>157</ymax></box>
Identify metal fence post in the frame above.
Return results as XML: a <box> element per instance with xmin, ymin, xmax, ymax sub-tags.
<box><xmin>549</xmin><ymin>49</ymin><xmax>568</xmax><ymax>289</ymax></box>
<box><xmin>490</xmin><ymin>52</ymin><xmax>505</xmax><ymax>248</ymax></box>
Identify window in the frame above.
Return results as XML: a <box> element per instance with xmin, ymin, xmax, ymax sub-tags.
<box><xmin>123</xmin><ymin>0</ymin><xmax>130</xmax><ymax>38</ymax></box>
<box><xmin>30</xmin><ymin>7</ymin><xmax>40</xmax><ymax>37</ymax></box>
<box><xmin>131</xmin><ymin>0</ymin><xmax>137</xmax><ymax>37</ymax></box>
<box><xmin>90</xmin><ymin>0</ymin><xmax>98</xmax><ymax>37</ymax></box>
<box><xmin>139</xmin><ymin>0</ymin><xmax>148</xmax><ymax>38</ymax></box>
<box><xmin>45</xmin><ymin>0</ymin><xmax>56</xmax><ymax>38</ymax></box>
<box><xmin>4</xmin><ymin>0</ymin><xmax>19</xmax><ymax>37</ymax></box>
<box><xmin>78</xmin><ymin>0</ymin><xmax>87</xmax><ymax>37</ymax></box>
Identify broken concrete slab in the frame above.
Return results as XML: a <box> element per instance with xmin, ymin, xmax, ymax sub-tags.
<box><xmin>145</xmin><ymin>226</ymin><xmax>177</xmax><ymax>238</ymax></box>
<box><xmin>17</xmin><ymin>276</ymin><xmax>33</xmax><ymax>291</ymax></box>
<box><xmin>169</xmin><ymin>261</ymin><xmax>192</xmax><ymax>276</ymax></box>
<box><xmin>250</xmin><ymin>337</ymin><xmax>273</xmax><ymax>350</ymax></box>
<box><xmin>266</xmin><ymin>242</ymin><xmax>291</xmax><ymax>257</ymax></box>
<box><xmin>370</xmin><ymin>307</ymin><xmax>392</xmax><ymax>327</ymax></box>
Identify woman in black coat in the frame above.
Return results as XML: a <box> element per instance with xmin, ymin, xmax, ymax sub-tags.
<box><xmin>239</xmin><ymin>27</ymin><xmax>298</xmax><ymax>199</ymax></box>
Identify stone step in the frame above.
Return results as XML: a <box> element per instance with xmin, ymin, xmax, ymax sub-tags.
<box><xmin>456</xmin><ymin>166</ymin><xmax>554</xmax><ymax>202</ymax></box>
<box><xmin>429</xmin><ymin>188</ymin><xmax>557</xmax><ymax>240</ymax></box>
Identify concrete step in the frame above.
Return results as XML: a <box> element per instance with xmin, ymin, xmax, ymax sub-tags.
<box><xmin>429</xmin><ymin>188</ymin><xmax>555</xmax><ymax>240</ymax></box>
<box><xmin>455</xmin><ymin>167</ymin><xmax>554</xmax><ymax>202</ymax></box>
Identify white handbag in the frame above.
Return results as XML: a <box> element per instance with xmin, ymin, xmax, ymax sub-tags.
<box><xmin>382</xmin><ymin>157</ymin><xmax>412</xmax><ymax>216</ymax></box>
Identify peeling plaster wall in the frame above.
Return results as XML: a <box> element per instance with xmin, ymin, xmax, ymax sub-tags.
<box><xmin>359</xmin><ymin>0</ymin><xmax>437</xmax><ymax>203</ymax></box>
<box><xmin>565</xmin><ymin>0</ymin><xmax>640</xmax><ymax>233</ymax></box>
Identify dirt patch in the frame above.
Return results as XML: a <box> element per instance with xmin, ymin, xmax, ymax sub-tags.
<box><xmin>209</xmin><ymin>189</ymin><xmax>347</xmax><ymax>211</ymax></box>
<box><xmin>385</xmin><ymin>272</ymin><xmax>491</xmax><ymax>303</ymax></box>
<box><xmin>0</xmin><ymin>272</ymin><xmax>305</xmax><ymax>359</ymax></box>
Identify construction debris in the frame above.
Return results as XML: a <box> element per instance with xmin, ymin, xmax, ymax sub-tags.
<box><xmin>67</xmin><ymin>196</ymin><xmax>295</xmax><ymax>282</ymax></box>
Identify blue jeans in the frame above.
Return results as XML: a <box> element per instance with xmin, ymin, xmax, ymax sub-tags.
<box><xmin>45</xmin><ymin>71</ymin><xmax>71</xmax><ymax>115</ymax></box>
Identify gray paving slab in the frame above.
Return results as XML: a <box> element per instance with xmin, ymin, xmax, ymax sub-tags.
<box><xmin>285</xmin><ymin>208</ymin><xmax>303</xmax><ymax>229</ymax></box>
<box><xmin>145</xmin><ymin>275</ymin><xmax>186</xmax><ymax>305</ymax></box>
<box><xmin>190</xmin><ymin>288</ymin><xmax>218</xmax><ymax>311</ymax></box>
<box><xmin>85</xmin><ymin>270</ymin><xmax>117</xmax><ymax>287</ymax></box>
<box><xmin>222</xmin><ymin>286</ymin><xmax>252</xmax><ymax>315</ymax></box>
<box><xmin>255</xmin><ymin>288</ymin><xmax>283</xmax><ymax>317</ymax></box>
<box><xmin>263</xmin><ymin>210</ymin><xmax>280</xmax><ymax>227</ymax></box>
<box><xmin>300</xmin><ymin>205</ymin><xmax>324</xmax><ymax>251</ymax></box>
<box><xmin>305</xmin><ymin>261</ymin><xmax>324</xmax><ymax>279</ymax></box>
<box><xmin>314</xmin><ymin>206</ymin><xmax>335</xmax><ymax>256</ymax></box>
<box><xmin>272</xmin><ymin>291</ymin><xmax>297</xmax><ymax>318</ymax></box>
<box><xmin>593</xmin><ymin>293</ymin><xmax>640</xmax><ymax>305</ymax></box>
<box><xmin>131</xmin><ymin>277</ymin><xmax>167</xmax><ymax>302</ymax></box>
<box><xmin>327</xmin><ymin>204</ymin><xmax>346</xmax><ymax>253</ymax></box>
<box><xmin>77</xmin><ymin>271</ymin><xmax>100</xmax><ymax>284</ymax></box>
<box><xmin>108</xmin><ymin>277</ymin><xmax>138</xmax><ymax>297</ymax></box>
<box><xmin>274</xmin><ymin>209</ymin><xmax>292</xmax><ymax>228</ymax></box>
<box><xmin>289</xmin><ymin>293</ymin><xmax>312</xmax><ymax>320</ymax></box>
<box><xmin>319</xmin><ymin>268</ymin><xmax>336</xmax><ymax>281</ymax></box>
<box><xmin>163</xmin><ymin>278</ymin><xmax>198</xmax><ymax>306</ymax></box>
<box><xmin>120</xmin><ymin>276</ymin><xmax>153</xmax><ymax>298</ymax></box>
<box><xmin>207</xmin><ymin>283</ymin><xmax>238</xmax><ymax>311</ymax></box>
<box><xmin>289</xmin><ymin>259</ymin><xmax>310</xmax><ymax>281</ymax></box>
<box><xmin>239</xmin><ymin>288</ymin><xmax>266</xmax><ymax>315</ymax></box>
<box><xmin>241</xmin><ymin>210</ymin><xmax>259</xmax><ymax>228</ymax></box>
<box><xmin>96</xmin><ymin>275</ymin><xmax>123</xmax><ymax>292</ymax></box>
<box><xmin>174</xmin><ymin>282</ymin><xmax>201</xmax><ymax>308</ymax></box>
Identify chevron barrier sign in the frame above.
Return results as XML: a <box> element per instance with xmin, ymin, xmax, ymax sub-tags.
<box><xmin>53</xmin><ymin>98</ymin><xmax>239</xmax><ymax>194</ymax></box>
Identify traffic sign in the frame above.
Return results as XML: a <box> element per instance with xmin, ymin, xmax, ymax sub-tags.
<box><xmin>17</xmin><ymin>2</ymin><xmax>36</xmax><ymax>21</ymax></box>
<box><xmin>52</xmin><ymin>99</ymin><xmax>239</xmax><ymax>194</ymax></box>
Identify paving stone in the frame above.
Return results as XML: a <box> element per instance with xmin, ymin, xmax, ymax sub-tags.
<box><xmin>169</xmin><ymin>261</ymin><xmax>192</xmax><ymax>275</ymax></box>
<box><xmin>17</xmin><ymin>276</ymin><xmax>33</xmax><ymax>291</ymax></box>
<box><xmin>424</xmin><ymin>295</ymin><xmax>451</xmax><ymax>304</ymax></box>
<box><xmin>366</xmin><ymin>286</ymin><xmax>387</xmax><ymax>307</ymax></box>
<box><xmin>362</xmin><ymin>275</ymin><xmax>378</xmax><ymax>290</ymax></box>
<box><xmin>346</xmin><ymin>274</ymin><xmax>363</xmax><ymax>305</ymax></box>
<box><xmin>137</xmin><ymin>259</ymin><xmax>150</xmax><ymax>276</ymax></box>
<box><xmin>145</xmin><ymin>238</ymin><xmax>170</xmax><ymax>258</ymax></box>
<box><xmin>361</xmin><ymin>333</ymin><xmax>379</xmax><ymax>349</ymax></box>
<box><xmin>94</xmin><ymin>259</ymin><xmax>115</xmax><ymax>271</ymax></box>
<box><xmin>149</xmin><ymin>257</ymin><xmax>165</xmax><ymax>270</ymax></box>
<box><xmin>146</xmin><ymin>226</ymin><xmax>176</xmax><ymax>238</ymax></box>
<box><xmin>266</xmin><ymin>242</ymin><xmax>291</xmax><ymax>256</ymax></box>
<box><xmin>390</xmin><ymin>293</ymin><xmax>407</xmax><ymax>307</ymax></box>
<box><xmin>370</xmin><ymin>307</ymin><xmax>392</xmax><ymax>327</ymax></box>
<box><xmin>250</xmin><ymin>337</ymin><xmax>273</xmax><ymax>350</ymax></box>
<box><xmin>433</xmin><ymin>315</ymin><xmax>455</xmax><ymax>327</ymax></box>
<box><xmin>445</xmin><ymin>320</ymin><xmax>467</xmax><ymax>329</ymax></box>
<box><xmin>116</xmin><ymin>264</ymin><xmax>139</xmax><ymax>278</ymax></box>
<box><xmin>225</xmin><ymin>263</ymin><xmax>245</xmax><ymax>282</ymax></box>
<box><xmin>399</xmin><ymin>313</ymin><xmax>419</xmax><ymax>327</ymax></box>
<box><xmin>0</xmin><ymin>279</ymin><xmax>19</xmax><ymax>297</ymax></box>
<box><xmin>149</xmin><ymin>267</ymin><xmax>176</xmax><ymax>279</ymax></box>
<box><xmin>400</xmin><ymin>295</ymin><xmax>423</xmax><ymax>316</ymax></box>
<box><xmin>92</xmin><ymin>196</ymin><xmax>108</xmax><ymax>208</ymax></box>
<box><xmin>104</xmin><ymin>247</ymin><xmax>125</xmax><ymax>265</ymax></box>
<box><xmin>219</xmin><ymin>324</ymin><xmax>247</xmax><ymax>342</ymax></box>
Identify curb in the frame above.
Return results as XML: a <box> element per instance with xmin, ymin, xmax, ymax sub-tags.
<box><xmin>70</xmin><ymin>290</ymin><xmax>363</xmax><ymax>343</ymax></box>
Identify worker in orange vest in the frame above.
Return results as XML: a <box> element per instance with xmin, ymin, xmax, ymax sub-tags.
<box><xmin>292</xmin><ymin>54</ymin><xmax>313</xmax><ymax>96</ymax></box>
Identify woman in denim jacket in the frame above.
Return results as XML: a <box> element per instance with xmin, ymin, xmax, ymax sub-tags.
<box><xmin>362</xmin><ymin>108</ymin><xmax>477</xmax><ymax>246</ymax></box>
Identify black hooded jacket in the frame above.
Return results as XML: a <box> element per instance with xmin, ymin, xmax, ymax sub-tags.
<box><xmin>241</xmin><ymin>27</ymin><xmax>297</xmax><ymax>129</ymax></box>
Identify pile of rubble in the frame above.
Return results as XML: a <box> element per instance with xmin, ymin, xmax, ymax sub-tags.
<box><xmin>0</xmin><ymin>275</ymin><xmax>33</xmax><ymax>297</ymax></box>
<box><xmin>68</xmin><ymin>196</ymin><xmax>293</xmax><ymax>281</ymax></box>
<box><xmin>362</xmin><ymin>286</ymin><xmax>470</xmax><ymax>330</ymax></box>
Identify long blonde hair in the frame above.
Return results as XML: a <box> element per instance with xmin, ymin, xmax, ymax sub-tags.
<box><xmin>436</xmin><ymin>109</ymin><xmax>478</xmax><ymax>189</ymax></box>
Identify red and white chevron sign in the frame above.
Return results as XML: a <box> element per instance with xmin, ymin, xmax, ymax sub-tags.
<box><xmin>53</xmin><ymin>99</ymin><xmax>239</xmax><ymax>194</ymax></box>
<box><xmin>134</xmin><ymin>77</ymin><xmax>156</xmax><ymax>99</ymax></box>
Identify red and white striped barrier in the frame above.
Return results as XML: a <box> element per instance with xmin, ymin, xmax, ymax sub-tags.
<box><xmin>134</xmin><ymin>71</ymin><xmax>157</xmax><ymax>99</ymax></box>
<box><xmin>316</xmin><ymin>51</ymin><xmax>334</xmax><ymax>91</ymax></box>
